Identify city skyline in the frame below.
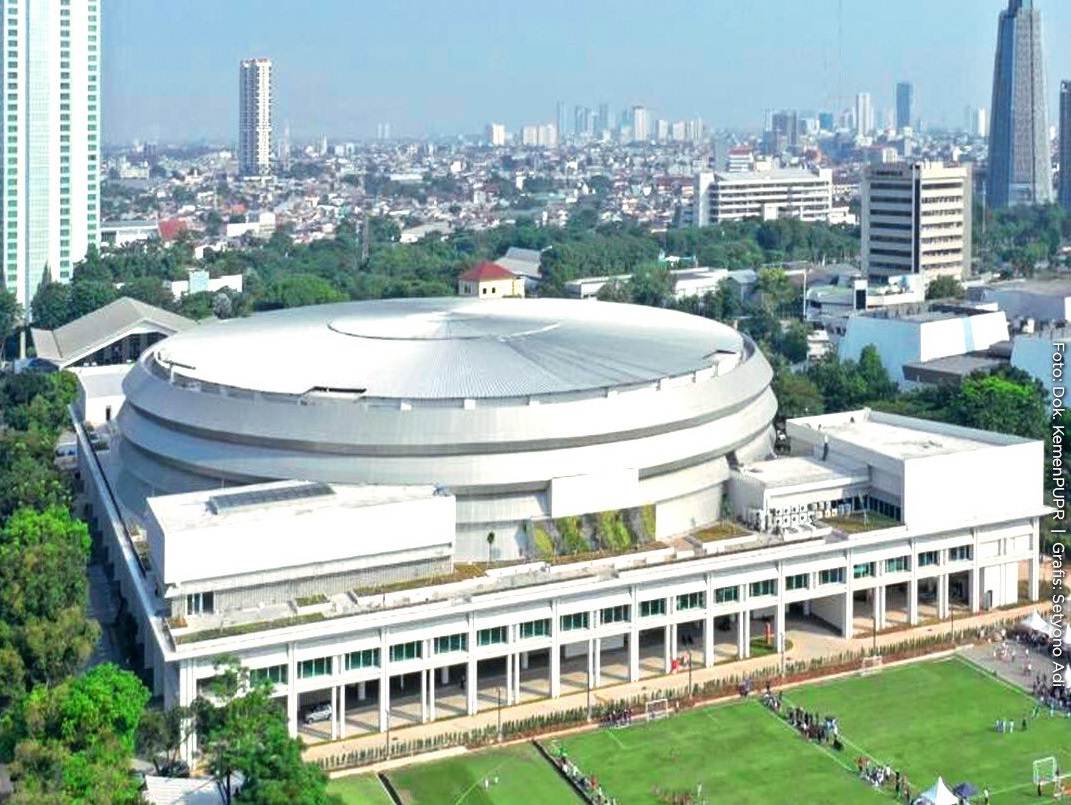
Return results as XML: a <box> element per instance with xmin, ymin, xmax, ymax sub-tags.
<box><xmin>102</xmin><ymin>0</ymin><xmax>1071</xmax><ymax>144</ymax></box>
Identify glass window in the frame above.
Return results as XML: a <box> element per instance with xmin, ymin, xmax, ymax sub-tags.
<box><xmin>749</xmin><ymin>579</ymin><xmax>777</xmax><ymax>598</ymax></box>
<box><xmin>676</xmin><ymin>591</ymin><xmax>706</xmax><ymax>611</ymax></box>
<box><xmin>886</xmin><ymin>556</ymin><xmax>911</xmax><ymax>573</ymax></box>
<box><xmin>918</xmin><ymin>550</ymin><xmax>939</xmax><ymax>567</ymax></box>
<box><xmin>819</xmin><ymin>568</ymin><xmax>845</xmax><ymax>585</ymax></box>
<box><xmin>560</xmin><ymin>612</ymin><xmax>589</xmax><ymax>631</ymax></box>
<box><xmin>249</xmin><ymin>664</ymin><xmax>287</xmax><ymax>686</ymax></box>
<box><xmin>389</xmin><ymin>641</ymin><xmax>422</xmax><ymax>662</ymax></box>
<box><xmin>714</xmin><ymin>585</ymin><xmax>739</xmax><ymax>604</ymax></box>
<box><xmin>477</xmin><ymin>626</ymin><xmax>507</xmax><ymax>646</ymax></box>
<box><xmin>949</xmin><ymin>545</ymin><xmax>973</xmax><ymax>562</ymax></box>
<box><xmin>185</xmin><ymin>591</ymin><xmax>214</xmax><ymax>615</ymax></box>
<box><xmin>600</xmin><ymin>605</ymin><xmax>630</xmax><ymax>624</ymax></box>
<box><xmin>434</xmin><ymin>633</ymin><xmax>466</xmax><ymax>654</ymax></box>
<box><xmin>344</xmin><ymin>648</ymin><xmax>379</xmax><ymax>670</ymax></box>
<box><xmin>853</xmin><ymin>562</ymin><xmax>874</xmax><ymax>579</ymax></box>
<box><xmin>297</xmin><ymin>657</ymin><xmax>331</xmax><ymax>678</ymax></box>
<box><xmin>640</xmin><ymin>598</ymin><xmax>666</xmax><ymax>617</ymax></box>
<box><xmin>786</xmin><ymin>573</ymin><xmax>809</xmax><ymax>591</ymax></box>
<box><xmin>520</xmin><ymin>618</ymin><xmax>550</xmax><ymax>639</ymax></box>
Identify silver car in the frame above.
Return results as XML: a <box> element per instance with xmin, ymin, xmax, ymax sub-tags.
<box><xmin>303</xmin><ymin>703</ymin><xmax>333</xmax><ymax>724</ymax></box>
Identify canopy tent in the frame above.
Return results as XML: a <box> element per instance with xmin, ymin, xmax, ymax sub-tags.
<box><xmin>919</xmin><ymin>777</ymin><xmax>958</xmax><ymax>805</ymax></box>
<box><xmin>952</xmin><ymin>782</ymin><xmax>978</xmax><ymax>799</ymax></box>
<box><xmin>1021</xmin><ymin>611</ymin><xmax>1054</xmax><ymax>637</ymax></box>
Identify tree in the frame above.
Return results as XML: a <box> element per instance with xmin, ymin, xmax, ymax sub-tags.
<box><xmin>925</xmin><ymin>275</ymin><xmax>964</xmax><ymax>300</ymax></box>
<box><xmin>196</xmin><ymin>658</ymin><xmax>338</xmax><ymax>805</ymax></box>
<box><xmin>629</xmin><ymin>263</ymin><xmax>675</xmax><ymax>307</ymax></box>
<box><xmin>946</xmin><ymin>369</ymin><xmax>1047</xmax><ymax>440</ymax></box>
<box><xmin>772</xmin><ymin>362</ymin><xmax>825</xmax><ymax>419</ymax></box>
<box><xmin>856</xmin><ymin>345</ymin><xmax>898</xmax><ymax>402</ymax></box>
<box><xmin>28</xmin><ymin>283</ymin><xmax>71</xmax><ymax>330</ymax></box>
<box><xmin>119</xmin><ymin>277</ymin><xmax>175</xmax><ymax>310</ymax></box>
<box><xmin>0</xmin><ymin>289</ymin><xmax>21</xmax><ymax>356</ymax></box>
<box><xmin>136</xmin><ymin>706</ymin><xmax>192</xmax><ymax>774</ymax></box>
<box><xmin>260</xmin><ymin>275</ymin><xmax>346</xmax><ymax>310</ymax></box>
<box><xmin>486</xmin><ymin>531</ymin><xmax>495</xmax><ymax>563</ymax></box>
<box><xmin>67</xmin><ymin>280</ymin><xmax>118</xmax><ymax>321</ymax></box>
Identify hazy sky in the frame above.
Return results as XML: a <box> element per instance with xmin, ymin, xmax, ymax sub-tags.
<box><xmin>102</xmin><ymin>0</ymin><xmax>1071</xmax><ymax>145</ymax></box>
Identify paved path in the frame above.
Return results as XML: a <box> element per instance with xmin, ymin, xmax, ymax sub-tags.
<box><xmin>304</xmin><ymin>600</ymin><xmax>1044</xmax><ymax>766</ymax></box>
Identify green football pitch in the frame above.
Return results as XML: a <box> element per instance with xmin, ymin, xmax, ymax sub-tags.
<box><xmin>337</xmin><ymin>657</ymin><xmax>1070</xmax><ymax>804</ymax></box>
<box><xmin>383</xmin><ymin>744</ymin><xmax>579</xmax><ymax>805</ymax></box>
<box><xmin>327</xmin><ymin>772</ymin><xmax>395</xmax><ymax>804</ymax></box>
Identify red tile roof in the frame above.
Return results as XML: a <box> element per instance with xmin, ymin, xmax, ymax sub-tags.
<box><xmin>459</xmin><ymin>261</ymin><xmax>517</xmax><ymax>282</ymax></box>
<box><xmin>158</xmin><ymin>219</ymin><xmax>188</xmax><ymax>242</ymax></box>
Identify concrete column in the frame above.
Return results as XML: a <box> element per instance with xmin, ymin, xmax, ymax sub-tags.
<box><xmin>663</xmin><ymin>624</ymin><xmax>673</xmax><ymax>672</ymax></box>
<box><xmin>550</xmin><ymin>645</ymin><xmax>561</xmax><ymax>698</ymax></box>
<box><xmin>593</xmin><ymin>638</ymin><xmax>602</xmax><ymax>688</ymax></box>
<box><xmin>1029</xmin><ymin>520</ymin><xmax>1040</xmax><ymax>602</ymax></box>
<box><xmin>628</xmin><ymin>632</ymin><xmax>640</xmax><ymax>682</ymax></box>
<box><xmin>440</xmin><ymin>665</ymin><xmax>449</xmax><ymax>685</ymax></box>
<box><xmin>339</xmin><ymin>684</ymin><xmax>347</xmax><ymax>739</ymax></box>
<box><xmin>466</xmin><ymin>655</ymin><xmax>478</xmax><ymax>715</ymax></box>
<box><xmin>970</xmin><ymin>566</ymin><xmax>981</xmax><ymax>613</ymax></box>
<box><xmin>331</xmin><ymin>686</ymin><xmax>339</xmax><ymax>740</ymax></box>
<box><xmin>937</xmin><ymin>575</ymin><xmax>949</xmax><ymax>620</ymax></box>
<box><xmin>358</xmin><ymin>681</ymin><xmax>367</xmax><ymax>701</ymax></box>
<box><xmin>420</xmin><ymin>668</ymin><xmax>428</xmax><ymax>723</ymax></box>
<box><xmin>737</xmin><ymin>612</ymin><xmax>751</xmax><ymax>659</ymax></box>
<box><xmin>908</xmin><ymin>576</ymin><xmax>919</xmax><ymax>626</ymax></box>
<box><xmin>378</xmin><ymin>669</ymin><xmax>390</xmax><ymax>733</ymax></box>
<box><xmin>775</xmin><ymin>602</ymin><xmax>785</xmax><ymax>653</ymax></box>
<box><xmin>512</xmin><ymin>654</ymin><xmax>521</xmax><ymax>703</ymax></box>
<box><xmin>429</xmin><ymin>668</ymin><xmax>436</xmax><ymax>722</ymax></box>
<box><xmin>586</xmin><ymin>640</ymin><xmax>594</xmax><ymax>689</ymax></box>
<box><xmin>287</xmin><ymin>643</ymin><xmax>298</xmax><ymax>738</ymax></box>
<box><xmin>842</xmin><ymin>590</ymin><xmax>854</xmax><ymax>639</ymax></box>
<box><xmin>874</xmin><ymin>586</ymin><xmax>886</xmax><ymax>631</ymax></box>
<box><xmin>505</xmin><ymin>651</ymin><xmax>514</xmax><ymax>705</ymax></box>
<box><xmin>704</xmin><ymin>610</ymin><xmax>715</xmax><ymax>668</ymax></box>
<box><xmin>521</xmin><ymin>651</ymin><xmax>529</xmax><ymax>671</ymax></box>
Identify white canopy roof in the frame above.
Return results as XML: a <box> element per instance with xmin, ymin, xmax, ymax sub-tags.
<box><xmin>920</xmin><ymin>777</ymin><xmax>958</xmax><ymax>805</ymax></box>
<box><xmin>1022</xmin><ymin>611</ymin><xmax>1053</xmax><ymax>636</ymax></box>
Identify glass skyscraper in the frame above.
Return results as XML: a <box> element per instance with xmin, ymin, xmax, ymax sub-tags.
<box><xmin>1</xmin><ymin>0</ymin><xmax>100</xmax><ymax>313</ymax></box>
<box><xmin>987</xmin><ymin>0</ymin><xmax>1052</xmax><ymax>208</ymax></box>
<box><xmin>1059</xmin><ymin>82</ymin><xmax>1071</xmax><ymax>211</ymax></box>
<box><xmin>895</xmin><ymin>82</ymin><xmax>913</xmax><ymax>131</ymax></box>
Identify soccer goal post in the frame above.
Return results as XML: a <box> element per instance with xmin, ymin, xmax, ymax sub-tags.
<box><xmin>1034</xmin><ymin>756</ymin><xmax>1058</xmax><ymax>785</ymax></box>
<box><xmin>645</xmin><ymin>698</ymin><xmax>670</xmax><ymax>722</ymax></box>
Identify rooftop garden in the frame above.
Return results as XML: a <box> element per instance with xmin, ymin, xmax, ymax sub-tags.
<box><xmin>173</xmin><ymin>612</ymin><xmax>326</xmax><ymax>644</ymax></box>
<box><xmin>352</xmin><ymin>563</ymin><xmax>485</xmax><ymax>598</ymax></box>
<box><xmin>693</xmin><ymin>521</ymin><xmax>752</xmax><ymax>542</ymax></box>
<box><xmin>821</xmin><ymin>511</ymin><xmax>901</xmax><ymax>534</ymax></box>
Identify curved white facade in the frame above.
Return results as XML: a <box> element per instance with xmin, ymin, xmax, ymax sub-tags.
<box><xmin>118</xmin><ymin>298</ymin><xmax>776</xmax><ymax>559</ymax></box>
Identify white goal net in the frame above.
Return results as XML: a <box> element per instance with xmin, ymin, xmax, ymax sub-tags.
<box><xmin>645</xmin><ymin>698</ymin><xmax>670</xmax><ymax>722</ymax></box>
<box><xmin>1034</xmin><ymin>757</ymin><xmax>1058</xmax><ymax>785</ymax></box>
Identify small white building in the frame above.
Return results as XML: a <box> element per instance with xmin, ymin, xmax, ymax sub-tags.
<box><xmin>838</xmin><ymin>309</ymin><xmax>1010</xmax><ymax>387</ymax></box>
<box><xmin>169</xmin><ymin>270</ymin><xmax>244</xmax><ymax>300</ymax></box>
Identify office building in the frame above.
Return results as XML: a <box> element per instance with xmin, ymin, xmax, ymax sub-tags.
<box><xmin>2</xmin><ymin>0</ymin><xmax>101</xmax><ymax>310</ymax></box>
<box><xmin>596</xmin><ymin>102</ymin><xmax>610</xmax><ymax>136</ymax></box>
<box><xmin>896</xmin><ymin>82</ymin><xmax>913</xmax><ymax>131</ymax></box>
<box><xmin>691</xmin><ymin>167</ymin><xmax>833</xmax><ymax>225</ymax></box>
<box><xmin>238</xmin><ymin>58</ymin><xmax>273</xmax><ymax>177</ymax></box>
<box><xmin>631</xmin><ymin>106</ymin><xmax>650</xmax><ymax>142</ymax></box>
<box><xmin>556</xmin><ymin>101</ymin><xmax>566</xmax><ymax>144</ymax></box>
<box><xmin>855</xmin><ymin>92</ymin><xmax>873</xmax><ymax>137</ymax></box>
<box><xmin>862</xmin><ymin>161</ymin><xmax>973</xmax><ymax>284</ymax></box>
<box><xmin>485</xmin><ymin>123</ymin><xmax>506</xmax><ymax>147</ymax></box>
<box><xmin>574</xmin><ymin>106</ymin><xmax>593</xmax><ymax>139</ymax></box>
<box><xmin>987</xmin><ymin>0</ymin><xmax>1052</xmax><ymax>207</ymax></box>
<box><xmin>1060</xmin><ymin>82</ymin><xmax>1071</xmax><ymax>210</ymax></box>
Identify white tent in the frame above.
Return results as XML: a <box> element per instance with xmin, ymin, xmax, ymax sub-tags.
<box><xmin>1022</xmin><ymin>611</ymin><xmax>1054</xmax><ymax>636</ymax></box>
<box><xmin>919</xmin><ymin>777</ymin><xmax>958</xmax><ymax>805</ymax></box>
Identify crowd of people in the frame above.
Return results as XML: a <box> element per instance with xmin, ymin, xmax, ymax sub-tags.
<box><xmin>600</xmin><ymin>707</ymin><xmax>633</xmax><ymax>729</ymax></box>
<box><xmin>787</xmin><ymin>707</ymin><xmax>842</xmax><ymax>749</ymax></box>
<box><xmin>554</xmin><ymin>747</ymin><xmax>618</xmax><ymax>805</ymax></box>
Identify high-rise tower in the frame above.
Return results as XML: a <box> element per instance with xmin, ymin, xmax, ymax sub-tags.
<box><xmin>239</xmin><ymin>58</ymin><xmax>273</xmax><ymax>177</ymax></box>
<box><xmin>1</xmin><ymin>0</ymin><xmax>101</xmax><ymax>311</ymax></box>
<box><xmin>855</xmin><ymin>93</ymin><xmax>873</xmax><ymax>137</ymax></box>
<box><xmin>987</xmin><ymin>0</ymin><xmax>1051</xmax><ymax>208</ymax></box>
<box><xmin>1059</xmin><ymin>82</ymin><xmax>1071</xmax><ymax>210</ymax></box>
<box><xmin>896</xmin><ymin>82</ymin><xmax>913</xmax><ymax>131</ymax></box>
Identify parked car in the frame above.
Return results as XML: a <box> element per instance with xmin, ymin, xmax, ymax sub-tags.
<box><xmin>303</xmin><ymin>703</ymin><xmax>333</xmax><ymax>724</ymax></box>
<box><xmin>160</xmin><ymin>760</ymin><xmax>190</xmax><ymax>779</ymax></box>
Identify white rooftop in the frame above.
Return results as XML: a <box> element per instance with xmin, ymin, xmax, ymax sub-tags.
<box><xmin>147</xmin><ymin>480</ymin><xmax>445</xmax><ymax>533</ymax></box>
<box><xmin>788</xmin><ymin>409</ymin><xmax>1025</xmax><ymax>461</ymax></box>
<box><xmin>735</xmin><ymin>456</ymin><xmax>868</xmax><ymax>488</ymax></box>
<box><xmin>142</xmin><ymin>776</ymin><xmax>224</xmax><ymax>805</ymax></box>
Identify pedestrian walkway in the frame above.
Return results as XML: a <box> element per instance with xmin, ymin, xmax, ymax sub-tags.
<box><xmin>304</xmin><ymin>601</ymin><xmax>1042</xmax><ymax>766</ymax></box>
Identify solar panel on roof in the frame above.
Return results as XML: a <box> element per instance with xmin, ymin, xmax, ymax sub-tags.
<box><xmin>208</xmin><ymin>482</ymin><xmax>334</xmax><ymax>514</ymax></box>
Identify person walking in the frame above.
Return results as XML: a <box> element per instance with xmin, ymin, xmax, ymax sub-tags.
<box><xmin>983</xmin><ymin>786</ymin><xmax>990</xmax><ymax>804</ymax></box>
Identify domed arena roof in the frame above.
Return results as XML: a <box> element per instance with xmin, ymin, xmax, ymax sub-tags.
<box><xmin>149</xmin><ymin>297</ymin><xmax>746</xmax><ymax>400</ymax></box>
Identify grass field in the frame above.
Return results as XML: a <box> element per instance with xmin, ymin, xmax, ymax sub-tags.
<box><xmin>787</xmin><ymin>657</ymin><xmax>1071</xmax><ymax>803</ymax></box>
<box><xmin>327</xmin><ymin>772</ymin><xmax>395</xmax><ymax>804</ymax></box>
<box><xmin>385</xmin><ymin>744</ymin><xmax>580</xmax><ymax>805</ymax></box>
<box><xmin>358</xmin><ymin>657</ymin><xmax>1070</xmax><ymax>804</ymax></box>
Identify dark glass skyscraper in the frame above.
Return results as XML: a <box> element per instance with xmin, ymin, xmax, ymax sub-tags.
<box><xmin>1060</xmin><ymin>82</ymin><xmax>1071</xmax><ymax>210</ymax></box>
<box><xmin>987</xmin><ymin>0</ymin><xmax>1052</xmax><ymax>208</ymax></box>
<box><xmin>896</xmin><ymin>82</ymin><xmax>913</xmax><ymax>130</ymax></box>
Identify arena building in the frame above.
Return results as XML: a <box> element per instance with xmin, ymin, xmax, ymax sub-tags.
<box><xmin>115</xmin><ymin>298</ymin><xmax>776</xmax><ymax>560</ymax></box>
<box><xmin>71</xmin><ymin>297</ymin><xmax>1046</xmax><ymax>762</ymax></box>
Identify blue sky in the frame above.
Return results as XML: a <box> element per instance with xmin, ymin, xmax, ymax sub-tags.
<box><xmin>102</xmin><ymin>0</ymin><xmax>1071</xmax><ymax>144</ymax></box>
